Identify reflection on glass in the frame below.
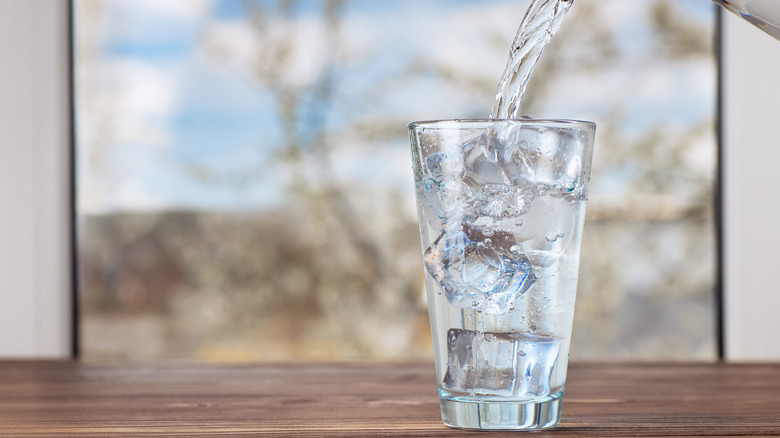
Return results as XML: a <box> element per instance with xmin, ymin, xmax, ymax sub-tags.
<box><xmin>75</xmin><ymin>0</ymin><xmax>717</xmax><ymax>360</ymax></box>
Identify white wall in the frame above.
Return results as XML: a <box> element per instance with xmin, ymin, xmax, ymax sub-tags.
<box><xmin>722</xmin><ymin>10</ymin><xmax>780</xmax><ymax>360</ymax></box>
<box><xmin>0</xmin><ymin>1</ymin><xmax>72</xmax><ymax>358</ymax></box>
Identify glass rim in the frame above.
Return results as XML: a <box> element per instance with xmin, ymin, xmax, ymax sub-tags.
<box><xmin>407</xmin><ymin>118</ymin><xmax>596</xmax><ymax>131</ymax></box>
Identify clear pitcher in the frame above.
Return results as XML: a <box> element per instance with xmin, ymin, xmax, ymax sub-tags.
<box><xmin>714</xmin><ymin>0</ymin><xmax>780</xmax><ymax>40</ymax></box>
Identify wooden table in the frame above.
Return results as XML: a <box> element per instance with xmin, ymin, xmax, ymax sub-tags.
<box><xmin>0</xmin><ymin>361</ymin><xmax>778</xmax><ymax>437</ymax></box>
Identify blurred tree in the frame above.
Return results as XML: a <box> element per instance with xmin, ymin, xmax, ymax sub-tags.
<box><xmin>77</xmin><ymin>0</ymin><xmax>717</xmax><ymax>360</ymax></box>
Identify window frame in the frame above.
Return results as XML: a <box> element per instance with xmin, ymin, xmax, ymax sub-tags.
<box><xmin>0</xmin><ymin>0</ymin><xmax>74</xmax><ymax>358</ymax></box>
<box><xmin>3</xmin><ymin>1</ymin><xmax>776</xmax><ymax>360</ymax></box>
<box><xmin>720</xmin><ymin>8</ymin><xmax>780</xmax><ymax>360</ymax></box>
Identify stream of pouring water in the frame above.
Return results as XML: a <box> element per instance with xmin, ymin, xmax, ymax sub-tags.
<box><xmin>490</xmin><ymin>0</ymin><xmax>574</xmax><ymax>119</ymax></box>
<box><xmin>490</xmin><ymin>0</ymin><xmax>780</xmax><ymax>121</ymax></box>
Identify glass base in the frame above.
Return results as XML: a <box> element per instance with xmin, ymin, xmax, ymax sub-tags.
<box><xmin>439</xmin><ymin>395</ymin><xmax>563</xmax><ymax>430</ymax></box>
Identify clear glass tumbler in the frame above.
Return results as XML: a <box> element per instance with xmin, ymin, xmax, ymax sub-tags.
<box><xmin>408</xmin><ymin>119</ymin><xmax>595</xmax><ymax>430</ymax></box>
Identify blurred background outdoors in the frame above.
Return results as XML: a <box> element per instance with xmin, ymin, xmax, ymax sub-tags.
<box><xmin>74</xmin><ymin>0</ymin><xmax>718</xmax><ymax>361</ymax></box>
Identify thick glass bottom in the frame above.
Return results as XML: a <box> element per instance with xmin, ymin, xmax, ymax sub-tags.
<box><xmin>439</xmin><ymin>393</ymin><xmax>563</xmax><ymax>430</ymax></box>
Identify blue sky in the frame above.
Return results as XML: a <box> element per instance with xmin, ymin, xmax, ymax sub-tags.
<box><xmin>75</xmin><ymin>0</ymin><xmax>717</xmax><ymax>213</ymax></box>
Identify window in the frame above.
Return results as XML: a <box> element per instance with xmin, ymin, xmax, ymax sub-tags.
<box><xmin>74</xmin><ymin>0</ymin><xmax>718</xmax><ymax>360</ymax></box>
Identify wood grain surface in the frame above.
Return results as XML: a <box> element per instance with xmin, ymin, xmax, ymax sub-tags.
<box><xmin>0</xmin><ymin>361</ymin><xmax>778</xmax><ymax>437</ymax></box>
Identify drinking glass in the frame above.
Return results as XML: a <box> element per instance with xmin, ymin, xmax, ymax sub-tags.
<box><xmin>408</xmin><ymin>119</ymin><xmax>595</xmax><ymax>430</ymax></box>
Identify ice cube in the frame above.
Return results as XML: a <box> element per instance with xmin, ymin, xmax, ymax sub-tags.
<box><xmin>442</xmin><ymin>329</ymin><xmax>561</xmax><ymax>397</ymax></box>
<box><xmin>423</xmin><ymin>225</ymin><xmax>536</xmax><ymax>313</ymax></box>
<box><xmin>423</xmin><ymin>229</ymin><xmax>473</xmax><ymax>308</ymax></box>
<box><xmin>424</xmin><ymin>150</ymin><xmax>462</xmax><ymax>178</ymax></box>
<box><xmin>418</xmin><ymin>151</ymin><xmax>475</xmax><ymax>228</ymax></box>
<box><xmin>503</xmin><ymin>139</ymin><xmax>537</xmax><ymax>183</ymax></box>
<box><xmin>514</xmin><ymin>189</ymin><xmax>576</xmax><ymax>263</ymax></box>
<box><xmin>420</xmin><ymin>178</ymin><xmax>474</xmax><ymax>228</ymax></box>
<box><xmin>504</xmin><ymin>127</ymin><xmax>587</xmax><ymax>192</ymax></box>
<box><xmin>464</xmin><ymin>135</ymin><xmax>512</xmax><ymax>188</ymax></box>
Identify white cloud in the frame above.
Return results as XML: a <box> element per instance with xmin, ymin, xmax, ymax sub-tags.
<box><xmin>83</xmin><ymin>58</ymin><xmax>180</xmax><ymax>150</ymax></box>
<box><xmin>127</xmin><ymin>0</ymin><xmax>212</xmax><ymax>18</ymax></box>
<box><xmin>104</xmin><ymin>0</ymin><xmax>213</xmax><ymax>35</ymax></box>
<box><xmin>340</xmin><ymin>1</ymin><xmax>520</xmax><ymax>80</ymax></box>
<box><xmin>538</xmin><ymin>59</ymin><xmax>715</xmax><ymax>127</ymax></box>
<box><xmin>206</xmin><ymin>15</ymin><xmax>337</xmax><ymax>88</ymax></box>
